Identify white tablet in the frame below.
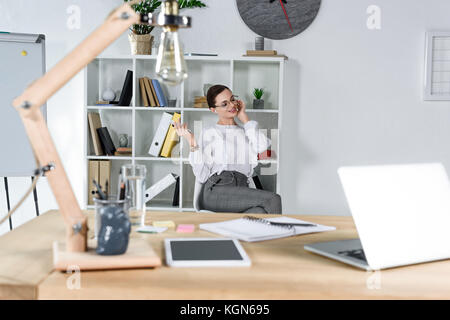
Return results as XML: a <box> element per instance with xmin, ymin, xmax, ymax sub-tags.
<box><xmin>164</xmin><ymin>238</ymin><xmax>251</xmax><ymax>267</ymax></box>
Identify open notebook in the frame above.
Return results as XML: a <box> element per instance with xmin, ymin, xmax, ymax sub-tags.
<box><xmin>199</xmin><ymin>216</ymin><xmax>336</xmax><ymax>242</ymax></box>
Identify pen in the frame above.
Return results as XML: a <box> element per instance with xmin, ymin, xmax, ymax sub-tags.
<box><xmin>117</xmin><ymin>168</ymin><xmax>123</xmax><ymax>201</ymax></box>
<box><xmin>244</xmin><ymin>215</ymin><xmax>317</xmax><ymax>228</ymax></box>
<box><xmin>92</xmin><ymin>179</ymin><xmax>106</xmax><ymax>200</ymax></box>
<box><xmin>268</xmin><ymin>221</ymin><xmax>317</xmax><ymax>227</ymax></box>
<box><xmin>119</xmin><ymin>182</ymin><xmax>125</xmax><ymax>200</ymax></box>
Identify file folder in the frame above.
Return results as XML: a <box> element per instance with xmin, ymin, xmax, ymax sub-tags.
<box><xmin>148</xmin><ymin>112</ymin><xmax>173</xmax><ymax>157</ymax></box>
<box><xmin>144</xmin><ymin>173</ymin><xmax>179</xmax><ymax>203</ymax></box>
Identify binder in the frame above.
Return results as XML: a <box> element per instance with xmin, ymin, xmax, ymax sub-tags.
<box><xmin>160</xmin><ymin>112</ymin><xmax>181</xmax><ymax>158</ymax></box>
<box><xmin>117</xmin><ymin>70</ymin><xmax>133</xmax><ymax>106</ymax></box>
<box><xmin>172</xmin><ymin>176</ymin><xmax>180</xmax><ymax>206</ymax></box>
<box><xmin>148</xmin><ymin>112</ymin><xmax>173</xmax><ymax>157</ymax></box>
<box><xmin>88</xmin><ymin>160</ymin><xmax>99</xmax><ymax>205</ymax></box>
<box><xmin>139</xmin><ymin>78</ymin><xmax>149</xmax><ymax>107</ymax></box>
<box><xmin>97</xmin><ymin>127</ymin><xmax>116</xmax><ymax>156</ymax></box>
<box><xmin>151</xmin><ymin>79</ymin><xmax>168</xmax><ymax>107</ymax></box>
<box><xmin>144</xmin><ymin>173</ymin><xmax>178</xmax><ymax>203</ymax></box>
<box><xmin>98</xmin><ymin>160</ymin><xmax>111</xmax><ymax>196</ymax></box>
<box><xmin>87</xmin><ymin>112</ymin><xmax>104</xmax><ymax>156</ymax></box>
<box><xmin>143</xmin><ymin>77</ymin><xmax>157</xmax><ymax>107</ymax></box>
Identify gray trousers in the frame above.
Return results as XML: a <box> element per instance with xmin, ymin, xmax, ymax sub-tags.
<box><xmin>200</xmin><ymin>171</ymin><xmax>282</xmax><ymax>214</ymax></box>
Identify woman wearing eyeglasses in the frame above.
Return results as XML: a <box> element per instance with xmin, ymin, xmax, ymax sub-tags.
<box><xmin>174</xmin><ymin>84</ymin><xmax>282</xmax><ymax>214</ymax></box>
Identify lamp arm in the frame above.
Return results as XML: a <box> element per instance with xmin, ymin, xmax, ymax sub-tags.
<box><xmin>11</xmin><ymin>3</ymin><xmax>140</xmax><ymax>252</ymax></box>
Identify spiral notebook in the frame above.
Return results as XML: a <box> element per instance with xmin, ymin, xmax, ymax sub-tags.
<box><xmin>199</xmin><ymin>216</ymin><xmax>336</xmax><ymax>242</ymax></box>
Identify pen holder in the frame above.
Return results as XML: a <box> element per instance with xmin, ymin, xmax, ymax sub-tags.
<box><xmin>93</xmin><ymin>196</ymin><xmax>131</xmax><ymax>255</ymax></box>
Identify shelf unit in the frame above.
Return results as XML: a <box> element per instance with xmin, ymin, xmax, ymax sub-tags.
<box><xmin>84</xmin><ymin>54</ymin><xmax>285</xmax><ymax>212</ymax></box>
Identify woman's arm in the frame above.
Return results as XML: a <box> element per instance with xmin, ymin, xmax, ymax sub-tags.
<box><xmin>236</xmin><ymin>100</ymin><xmax>271</xmax><ymax>153</ymax></box>
<box><xmin>174</xmin><ymin>120</ymin><xmax>212</xmax><ymax>183</ymax></box>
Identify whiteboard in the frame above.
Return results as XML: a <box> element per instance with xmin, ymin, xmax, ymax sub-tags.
<box><xmin>0</xmin><ymin>32</ymin><xmax>47</xmax><ymax>177</ymax></box>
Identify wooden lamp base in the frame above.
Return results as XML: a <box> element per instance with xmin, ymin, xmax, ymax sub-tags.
<box><xmin>53</xmin><ymin>238</ymin><xmax>162</xmax><ymax>271</ymax></box>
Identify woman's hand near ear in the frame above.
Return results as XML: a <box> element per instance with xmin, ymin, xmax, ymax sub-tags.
<box><xmin>236</xmin><ymin>99</ymin><xmax>249</xmax><ymax>124</ymax></box>
<box><xmin>174</xmin><ymin>120</ymin><xmax>197</xmax><ymax>147</ymax></box>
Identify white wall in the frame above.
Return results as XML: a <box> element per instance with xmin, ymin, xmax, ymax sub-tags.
<box><xmin>1</xmin><ymin>0</ymin><xmax>450</xmax><ymax>232</ymax></box>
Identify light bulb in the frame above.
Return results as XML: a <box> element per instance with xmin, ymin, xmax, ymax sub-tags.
<box><xmin>155</xmin><ymin>29</ymin><xmax>188</xmax><ymax>86</ymax></box>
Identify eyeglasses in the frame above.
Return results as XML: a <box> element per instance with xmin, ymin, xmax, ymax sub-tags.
<box><xmin>215</xmin><ymin>95</ymin><xmax>239</xmax><ymax>108</ymax></box>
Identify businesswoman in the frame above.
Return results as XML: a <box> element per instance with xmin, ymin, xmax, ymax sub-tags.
<box><xmin>174</xmin><ymin>84</ymin><xmax>282</xmax><ymax>214</ymax></box>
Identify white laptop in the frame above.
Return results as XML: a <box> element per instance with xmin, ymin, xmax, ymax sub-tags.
<box><xmin>304</xmin><ymin>163</ymin><xmax>450</xmax><ymax>270</ymax></box>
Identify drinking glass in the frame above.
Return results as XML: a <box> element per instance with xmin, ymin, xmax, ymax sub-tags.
<box><xmin>121</xmin><ymin>164</ymin><xmax>147</xmax><ymax>226</ymax></box>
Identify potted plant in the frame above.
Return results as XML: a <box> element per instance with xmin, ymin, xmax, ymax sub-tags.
<box><xmin>124</xmin><ymin>0</ymin><xmax>207</xmax><ymax>55</ymax></box>
<box><xmin>253</xmin><ymin>88</ymin><xmax>264</xmax><ymax>109</ymax></box>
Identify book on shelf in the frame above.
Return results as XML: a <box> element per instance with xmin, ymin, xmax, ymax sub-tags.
<box><xmin>148</xmin><ymin>78</ymin><xmax>160</xmax><ymax>106</ymax></box>
<box><xmin>148</xmin><ymin>112</ymin><xmax>173</xmax><ymax>157</ymax></box>
<box><xmin>98</xmin><ymin>160</ymin><xmax>111</xmax><ymax>197</ymax></box>
<box><xmin>139</xmin><ymin>78</ymin><xmax>149</xmax><ymax>107</ymax></box>
<box><xmin>88</xmin><ymin>160</ymin><xmax>111</xmax><ymax>204</ymax></box>
<box><xmin>87</xmin><ymin>112</ymin><xmax>104</xmax><ymax>156</ymax></box>
<box><xmin>243</xmin><ymin>50</ymin><xmax>288</xmax><ymax>59</ymax></box>
<box><xmin>139</xmin><ymin>77</ymin><xmax>169</xmax><ymax>107</ymax></box>
<box><xmin>151</xmin><ymin>79</ymin><xmax>168</xmax><ymax>107</ymax></box>
<box><xmin>246</xmin><ymin>50</ymin><xmax>277</xmax><ymax>56</ymax></box>
<box><xmin>88</xmin><ymin>160</ymin><xmax>99</xmax><ymax>205</ymax></box>
<box><xmin>194</xmin><ymin>96</ymin><xmax>208</xmax><ymax>108</ymax></box>
<box><xmin>195</xmin><ymin>96</ymin><xmax>207</xmax><ymax>102</ymax></box>
<box><xmin>117</xmin><ymin>70</ymin><xmax>133</xmax><ymax>106</ymax></box>
<box><xmin>114</xmin><ymin>147</ymin><xmax>132</xmax><ymax>156</ymax></box>
<box><xmin>172</xmin><ymin>176</ymin><xmax>180</xmax><ymax>206</ymax></box>
<box><xmin>96</xmin><ymin>127</ymin><xmax>116</xmax><ymax>156</ymax></box>
<box><xmin>143</xmin><ymin>77</ymin><xmax>158</xmax><ymax>107</ymax></box>
<box><xmin>160</xmin><ymin>112</ymin><xmax>181</xmax><ymax>158</ymax></box>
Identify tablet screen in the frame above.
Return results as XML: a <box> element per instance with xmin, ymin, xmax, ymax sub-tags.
<box><xmin>170</xmin><ymin>239</ymin><xmax>243</xmax><ymax>261</ymax></box>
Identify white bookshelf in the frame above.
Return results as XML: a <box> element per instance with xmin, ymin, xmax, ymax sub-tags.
<box><xmin>84</xmin><ymin>54</ymin><xmax>285</xmax><ymax>212</ymax></box>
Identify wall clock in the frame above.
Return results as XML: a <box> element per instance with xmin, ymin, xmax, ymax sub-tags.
<box><xmin>236</xmin><ymin>0</ymin><xmax>321</xmax><ymax>40</ymax></box>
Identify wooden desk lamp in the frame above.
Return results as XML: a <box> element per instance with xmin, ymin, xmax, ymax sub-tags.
<box><xmin>11</xmin><ymin>1</ymin><xmax>191</xmax><ymax>270</ymax></box>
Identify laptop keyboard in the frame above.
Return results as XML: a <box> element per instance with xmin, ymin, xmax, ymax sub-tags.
<box><xmin>338</xmin><ymin>249</ymin><xmax>367</xmax><ymax>262</ymax></box>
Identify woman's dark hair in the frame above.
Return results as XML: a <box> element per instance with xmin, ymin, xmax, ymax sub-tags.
<box><xmin>207</xmin><ymin>85</ymin><xmax>230</xmax><ymax>109</ymax></box>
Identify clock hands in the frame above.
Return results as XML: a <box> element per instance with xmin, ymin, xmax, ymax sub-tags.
<box><xmin>269</xmin><ymin>0</ymin><xmax>293</xmax><ymax>32</ymax></box>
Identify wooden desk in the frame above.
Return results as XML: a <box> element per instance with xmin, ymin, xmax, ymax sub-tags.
<box><xmin>1</xmin><ymin>210</ymin><xmax>450</xmax><ymax>300</ymax></box>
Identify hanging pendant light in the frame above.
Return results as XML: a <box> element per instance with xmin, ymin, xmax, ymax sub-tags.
<box><xmin>140</xmin><ymin>0</ymin><xmax>191</xmax><ymax>86</ymax></box>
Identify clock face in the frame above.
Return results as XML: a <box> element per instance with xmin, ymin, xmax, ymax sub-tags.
<box><xmin>236</xmin><ymin>0</ymin><xmax>321</xmax><ymax>40</ymax></box>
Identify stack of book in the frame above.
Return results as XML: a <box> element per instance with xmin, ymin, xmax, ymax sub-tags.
<box><xmin>244</xmin><ymin>50</ymin><xmax>287</xmax><ymax>59</ymax></box>
<box><xmin>194</xmin><ymin>96</ymin><xmax>208</xmax><ymax>108</ymax></box>
<box><xmin>138</xmin><ymin>77</ymin><xmax>168</xmax><ymax>107</ymax></box>
<box><xmin>114</xmin><ymin>147</ymin><xmax>132</xmax><ymax>156</ymax></box>
<box><xmin>87</xmin><ymin>112</ymin><xmax>131</xmax><ymax>157</ymax></box>
<box><xmin>148</xmin><ymin>112</ymin><xmax>181</xmax><ymax>158</ymax></box>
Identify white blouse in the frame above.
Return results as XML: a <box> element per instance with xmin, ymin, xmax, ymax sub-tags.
<box><xmin>189</xmin><ymin>120</ymin><xmax>271</xmax><ymax>183</ymax></box>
